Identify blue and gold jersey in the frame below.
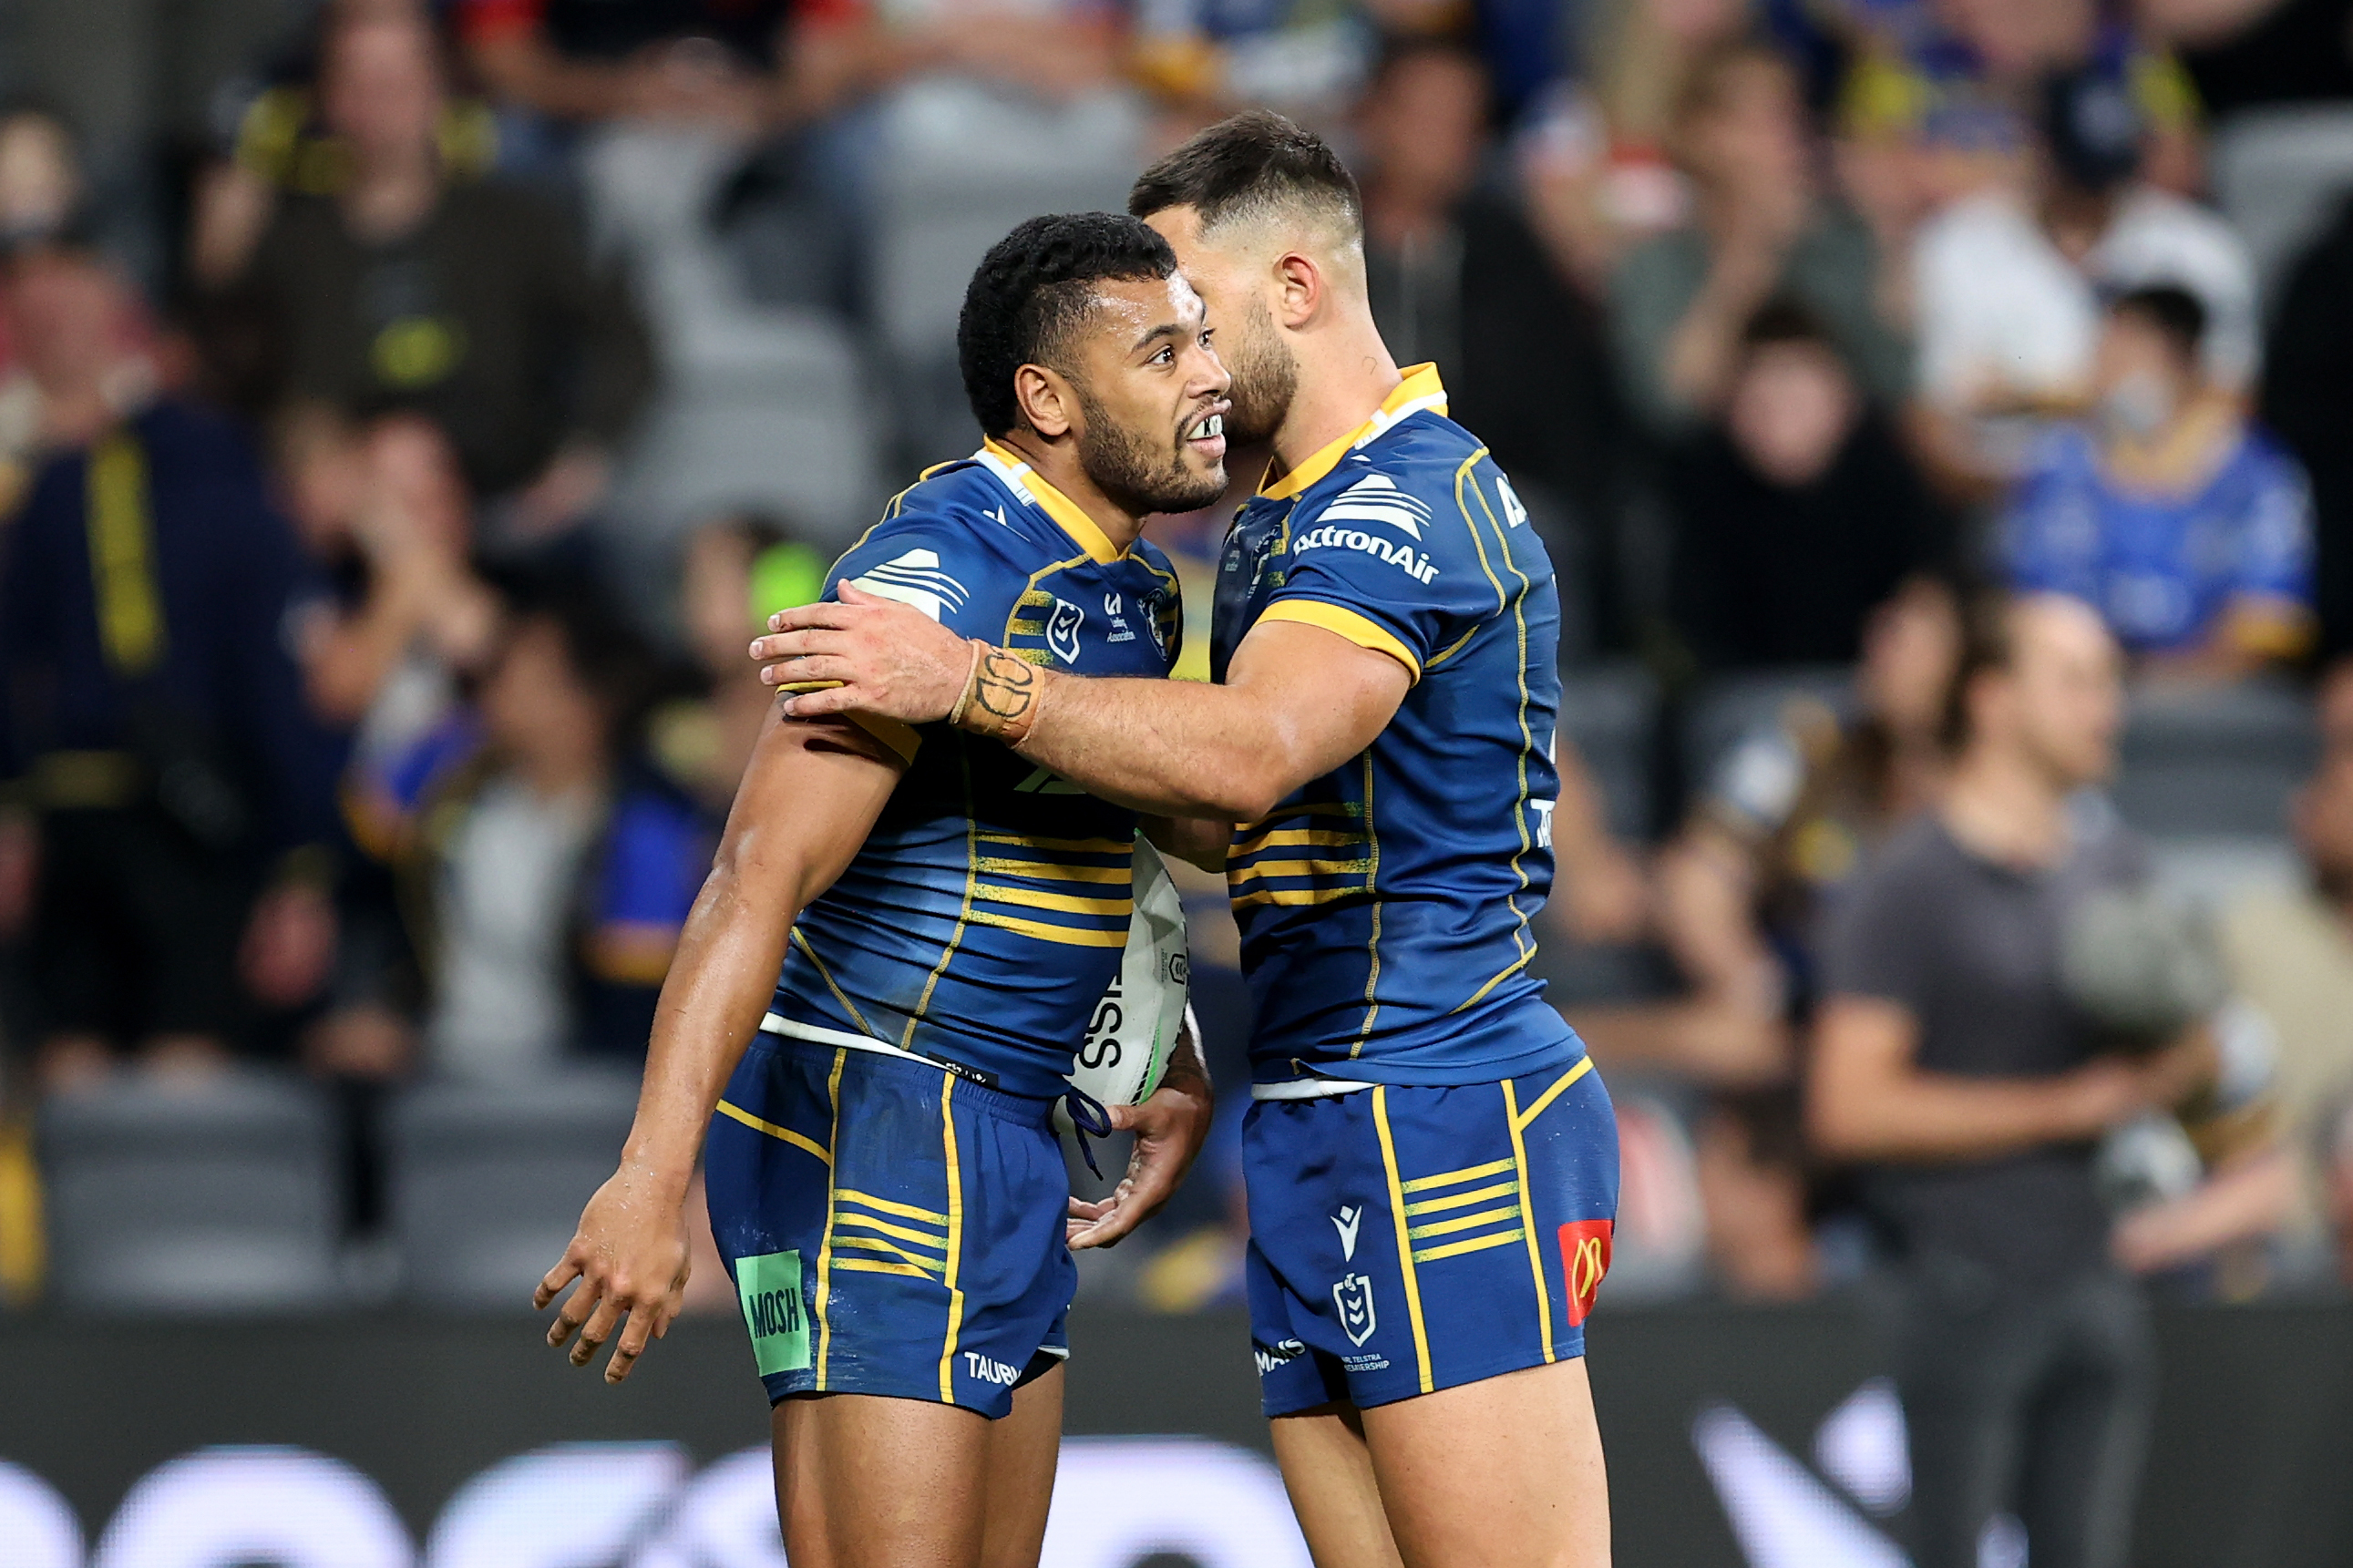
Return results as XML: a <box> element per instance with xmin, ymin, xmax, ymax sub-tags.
<box><xmin>1210</xmin><ymin>365</ymin><xmax>1583</xmax><ymax>1088</ymax></box>
<box><xmin>772</xmin><ymin>442</ymin><xmax>1182</xmax><ymax>1101</ymax></box>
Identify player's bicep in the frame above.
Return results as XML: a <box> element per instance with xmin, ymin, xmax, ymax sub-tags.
<box><xmin>1226</xmin><ymin>618</ymin><xmax>1411</xmax><ymax>782</ymax></box>
<box><xmin>713</xmin><ymin>706</ymin><xmax>905</xmax><ymax>913</ymax></box>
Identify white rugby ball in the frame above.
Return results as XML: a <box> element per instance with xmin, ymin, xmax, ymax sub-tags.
<box><xmin>1068</xmin><ymin>836</ymin><xmax>1191</xmax><ymax>1107</ymax></box>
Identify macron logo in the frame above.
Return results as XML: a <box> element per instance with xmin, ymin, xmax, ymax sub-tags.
<box><xmin>1319</xmin><ymin>473</ymin><xmax>1433</xmax><ymax>540</ymax></box>
<box><xmin>850</xmin><ymin>549</ymin><xmax>969</xmax><ymax>623</ymax></box>
<box><xmin>1332</xmin><ymin>1205</ymin><xmax>1362</xmax><ymax>1262</ymax></box>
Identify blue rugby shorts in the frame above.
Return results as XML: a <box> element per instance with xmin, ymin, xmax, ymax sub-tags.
<box><xmin>1243</xmin><ymin>1054</ymin><xmax>1618</xmax><ymax>1417</ymax></box>
<box><xmin>704</xmin><ymin>1031</ymin><xmax>1074</xmax><ymax>1419</ymax></box>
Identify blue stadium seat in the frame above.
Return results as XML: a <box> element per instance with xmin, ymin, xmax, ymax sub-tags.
<box><xmin>39</xmin><ymin>1072</ymin><xmax>342</xmax><ymax>1313</ymax></box>
<box><xmin>386</xmin><ymin>1071</ymin><xmax>639</xmax><ymax>1310</ymax></box>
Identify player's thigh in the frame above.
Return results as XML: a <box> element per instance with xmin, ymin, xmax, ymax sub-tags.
<box><xmin>978</xmin><ymin>1359</ymin><xmax>1064</xmax><ymax>1568</ymax></box>
<box><xmin>776</xmin><ymin>1391</ymin><xmax>994</xmax><ymax>1568</ymax></box>
<box><xmin>1359</xmin><ymin>1357</ymin><xmax>1610</xmax><ymax>1568</ymax></box>
<box><xmin>1269</xmin><ymin>1403</ymin><xmax>1404</xmax><ymax>1568</ymax></box>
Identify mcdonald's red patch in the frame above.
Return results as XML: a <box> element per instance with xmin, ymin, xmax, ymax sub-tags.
<box><xmin>1558</xmin><ymin>1219</ymin><xmax>1613</xmax><ymax>1327</ymax></box>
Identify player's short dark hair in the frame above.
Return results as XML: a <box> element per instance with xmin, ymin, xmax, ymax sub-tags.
<box><xmin>1128</xmin><ymin>108</ymin><xmax>1362</xmax><ymax>242</ymax></box>
<box><xmin>2109</xmin><ymin>283</ymin><xmax>2206</xmax><ymax>362</ymax></box>
<box><xmin>957</xmin><ymin>211</ymin><xmax>1179</xmax><ymax>438</ymax></box>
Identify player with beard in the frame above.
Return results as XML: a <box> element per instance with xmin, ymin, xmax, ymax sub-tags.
<box><xmin>534</xmin><ymin>212</ymin><xmax>1230</xmax><ymax>1567</ymax></box>
<box><xmin>754</xmin><ymin>115</ymin><xmax>1618</xmax><ymax>1566</ymax></box>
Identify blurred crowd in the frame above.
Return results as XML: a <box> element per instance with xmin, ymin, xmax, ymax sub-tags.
<box><xmin>6</xmin><ymin>0</ymin><xmax>2353</xmax><ymax>1354</ymax></box>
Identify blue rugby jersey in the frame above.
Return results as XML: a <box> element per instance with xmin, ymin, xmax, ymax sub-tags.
<box><xmin>770</xmin><ymin>441</ymin><xmax>1182</xmax><ymax>1101</ymax></box>
<box><xmin>1209</xmin><ymin>365</ymin><xmax>1584</xmax><ymax>1088</ymax></box>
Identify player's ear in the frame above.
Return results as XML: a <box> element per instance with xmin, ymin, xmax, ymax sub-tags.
<box><xmin>1014</xmin><ymin>364</ymin><xmax>1075</xmax><ymax>440</ymax></box>
<box><xmin>1271</xmin><ymin>251</ymin><xmax>1321</xmax><ymax>331</ymax></box>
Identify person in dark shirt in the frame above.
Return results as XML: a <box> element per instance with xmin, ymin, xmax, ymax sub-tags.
<box><xmin>1810</xmin><ymin>592</ymin><xmax>2215</xmax><ymax>1568</ymax></box>
<box><xmin>1668</xmin><ymin>302</ymin><xmax>1949</xmax><ymax>671</ymax></box>
<box><xmin>1355</xmin><ymin>36</ymin><xmax>1628</xmax><ymax>648</ymax></box>
<box><xmin>0</xmin><ymin>243</ymin><xmax>344</xmax><ymax>1090</ymax></box>
<box><xmin>210</xmin><ymin>6</ymin><xmax>654</xmax><ymax>529</ymax></box>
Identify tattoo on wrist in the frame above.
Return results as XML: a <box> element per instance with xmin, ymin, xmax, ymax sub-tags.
<box><xmin>950</xmin><ymin>643</ymin><xmax>1045</xmax><ymax>745</ymax></box>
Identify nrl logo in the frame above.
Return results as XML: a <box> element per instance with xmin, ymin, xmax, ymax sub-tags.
<box><xmin>1332</xmin><ymin>1272</ymin><xmax>1377</xmax><ymax>1347</ymax></box>
<box><xmin>1046</xmin><ymin>598</ymin><xmax>1084</xmax><ymax>664</ymax></box>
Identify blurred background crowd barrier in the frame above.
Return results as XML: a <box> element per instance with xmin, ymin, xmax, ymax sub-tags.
<box><xmin>2</xmin><ymin>1303</ymin><xmax>2350</xmax><ymax>1566</ymax></box>
<box><xmin>7</xmin><ymin>0</ymin><xmax>2353</xmax><ymax>1560</ymax></box>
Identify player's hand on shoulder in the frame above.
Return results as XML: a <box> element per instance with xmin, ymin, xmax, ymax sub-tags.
<box><xmin>754</xmin><ymin>580</ymin><xmax>976</xmax><ymax>724</ymax></box>
<box><xmin>536</xmin><ymin>1161</ymin><xmax>692</xmax><ymax>1385</ymax></box>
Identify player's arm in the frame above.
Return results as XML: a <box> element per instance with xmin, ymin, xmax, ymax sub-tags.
<box><xmin>537</xmin><ymin>705</ymin><xmax>905</xmax><ymax>1381</ymax></box>
<box><xmin>754</xmin><ymin>582</ymin><xmax>1409</xmax><ymax>820</ymax></box>
<box><xmin>1806</xmin><ymin>996</ymin><xmax>2205</xmax><ymax>1163</ymax></box>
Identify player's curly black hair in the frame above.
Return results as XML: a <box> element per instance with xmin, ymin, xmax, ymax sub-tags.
<box><xmin>957</xmin><ymin>211</ymin><xmax>1178</xmax><ymax>439</ymax></box>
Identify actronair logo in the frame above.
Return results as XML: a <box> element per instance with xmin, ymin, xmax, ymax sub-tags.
<box><xmin>1291</xmin><ymin>524</ymin><xmax>1439</xmax><ymax>584</ymax></box>
<box><xmin>1320</xmin><ymin>473</ymin><xmax>1433</xmax><ymax>539</ymax></box>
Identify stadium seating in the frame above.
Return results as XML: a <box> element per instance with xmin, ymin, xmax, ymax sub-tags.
<box><xmin>2112</xmin><ymin>678</ymin><xmax>2317</xmax><ymax>840</ymax></box>
<box><xmin>1558</xmin><ymin>661</ymin><xmax>1659</xmax><ymax>842</ymax></box>
<box><xmin>2208</xmin><ymin>105</ymin><xmax>2353</xmax><ymax>305</ymax></box>
<box><xmin>868</xmin><ymin>80</ymin><xmax>1149</xmax><ymax>464</ymax></box>
<box><xmin>385</xmin><ymin>1071</ymin><xmax>639</xmax><ymax>1310</ymax></box>
<box><xmin>39</xmin><ymin>1072</ymin><xmax>342</xmax><ymax>1313</ymax></box>
<box><xmin>1680</xmin><ymin>666</ymin><xmax>1856</xmax><ymax>797</ymax></box>
<box><xmin>580</xmin><ymin>125</ymin><xmax>884</xmax><ymax>553</ymax></box>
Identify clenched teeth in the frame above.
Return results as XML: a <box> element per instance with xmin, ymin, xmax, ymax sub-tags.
<box><xmin>1188</xmin><ymin>413</ymin><xmax>1224</xmax><ymax>439</ymax></box>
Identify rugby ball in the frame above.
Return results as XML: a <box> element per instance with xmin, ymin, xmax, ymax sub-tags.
<box><xmin>1068</xmin><ymin>836</ymin><xmax>1191</xmax><ymax>1107</ymax></box>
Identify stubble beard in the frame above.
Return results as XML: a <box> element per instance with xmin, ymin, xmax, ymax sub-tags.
<box><xmin>1221</xmin><ymin>300</ymin><xmax>1298</xmax><ymax>448</ymax></box>
<box><xmin>1074</xmin><ymin>384</ymin><xmax>1227</xmax><ymax>518</ymax></box>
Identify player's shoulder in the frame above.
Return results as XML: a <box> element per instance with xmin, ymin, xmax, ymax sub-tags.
<box><xmin>1300</xmin><ymin>414</ymin><xmax>1538</xmax><ymax>569</ymax></box>
<box><xmin>830</xmin><ymin>459</ymin><xmax>1035</xmax><ymax>621</ymax></box>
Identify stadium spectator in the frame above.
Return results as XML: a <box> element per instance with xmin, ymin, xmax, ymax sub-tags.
<box><xmin>363</xmin><ymin>571</ymin><xmax>709</xmax><ymax>1082</ymax></box>
<box><xmin>1581</xmin><ymin>576</ymin><xmax>1958</xmax><ymax>1086</ymax></box>
<box><xmin>205</xmin><ymin>6</ymin><xmax>654</xmax><ymax>530</ymax></box>
<box><xmin>1355</xmin><ymin>37</ymin><xmax>1627</xmax><ymax>641</ymax></box>
<box><xmin>2260</xmin><ymin>194</ymin><xmax>2353</xmax><ymax>662</ymax></box>
<box><xmin>455</xmin><ymin>0</ymin><xmax>801</xmax><ymax>128</ymax></box>
<box><xmin>1666</xmin><ymin>302</ymin><xmax>1950</xmax><ymax>671</ymax></box>
<box><xmin>1910</xmin><ymin>64</ymin><xmax>2258</xmax><ymax>497</ymax></box>
<box><xmin>1516</xmin><ymin>0</ymin><xmax>1752</xmax><ymax>293</ymax></box>
<box><xmin>1809</xmin><ymin>592</ymin><xmax>2215</xmax><ymax>1568</ymax></box>
<box><xmin>2002</xmin><ymin>286</ymin><xmax>2313</xmax><ymax>679</ymax></box>
<box><xmin>2219</xmin><ymin>668</ymin><xmax>2353</xmax><ymax>1276</ymax></box>
<box><xmin>1608</xmin><ymin>41</ymin><xmax>1912</xmax><ymax>445</ymax></box>
<box><xmin>0</xmin><ymin>241</ymin><xmax>344</xmax><ymax>1091</ymax></box>
<box><xmin>1834</xmin><ymin>0</ymin><xmax>2204</xmax><ymax>203</ymax></box>
<box><xmin>2145</xmin><ymin>0</ymin><xmax>2353</xmax><ymax>117</ymax></box>
<box><xmin>653</xmin><ymin>511</ymin><xmax>828</xmax><ymax>811</ymax></box>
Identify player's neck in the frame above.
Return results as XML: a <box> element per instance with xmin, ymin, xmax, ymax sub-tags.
<box><xmin>994</xmin><ymin>429</ymin><xmax>1147</xmax><ymax>553</ymax></box>
<box><xmin>1269</xmin><ymin>314</ymin><xmax>1403</xmax><ymax>482</ymax></box>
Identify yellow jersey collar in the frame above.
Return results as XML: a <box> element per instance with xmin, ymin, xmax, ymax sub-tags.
<box><xmin>1259</xmin><ymin>363</ymin><xmax>1449</xmax><ymax>502</ymax></box>
<box><xmin>976</xmin><ymin>438</ymin><xmax>1123</xmax><ymax>565</ymax></box>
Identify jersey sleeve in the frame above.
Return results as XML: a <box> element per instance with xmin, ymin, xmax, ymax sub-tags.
<box><xmin>797</xmin><ymin>507</ymin><xmax>1016</xmax><ymax>761</ymax></box>
<box><xmin>1261</xmin><ymin>460</ymin><xmax>1516</xmax><ymax>683</ymax></box>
